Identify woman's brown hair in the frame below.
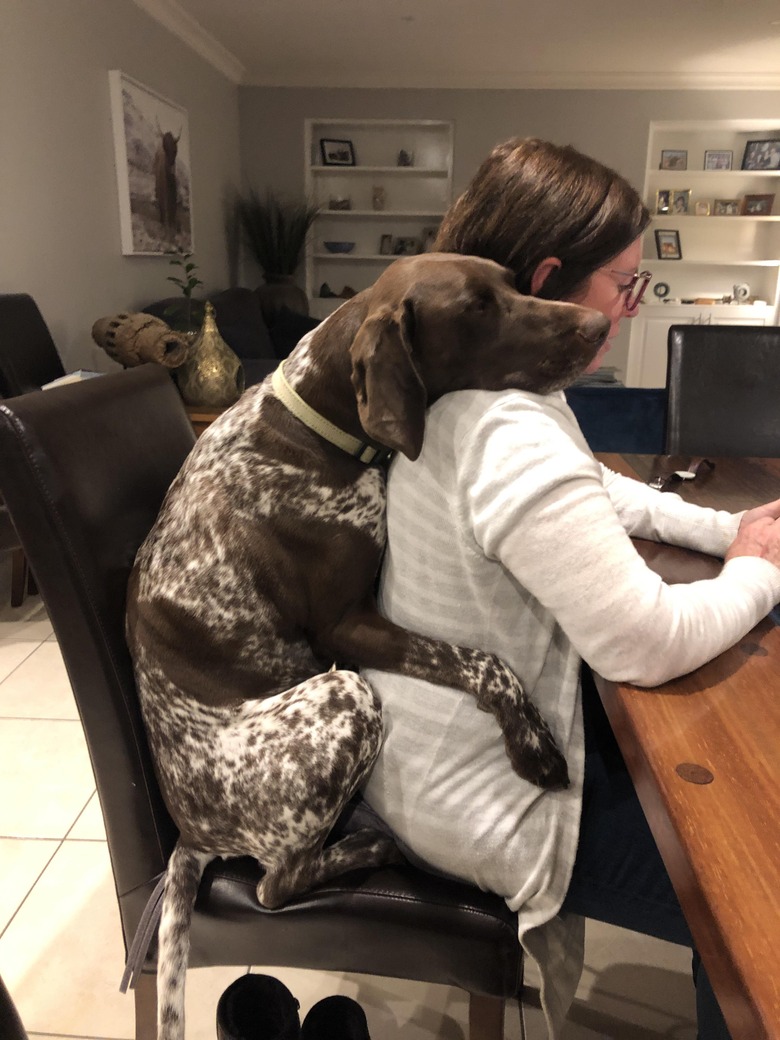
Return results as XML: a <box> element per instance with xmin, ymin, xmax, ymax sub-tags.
<box><xmin>434</xmin><ymin>138</ymin><xmax>650</xmax><ymax>300</ymax></box>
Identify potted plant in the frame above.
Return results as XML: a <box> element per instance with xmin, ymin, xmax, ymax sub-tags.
<box><xmin>163</xmin><ymin>251</ymin><xmax>205</xmax><ymax>334</ymax></box>
<box><xmin>234</xmin><ymin>190</ymin><xmax>320</xmax><ymax>321</ymax></box>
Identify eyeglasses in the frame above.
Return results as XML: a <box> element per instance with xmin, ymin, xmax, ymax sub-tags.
<box><xmin>610</xmin><ymin>268</ymin><xmax>652</xmax><ymax>311</ymax></box>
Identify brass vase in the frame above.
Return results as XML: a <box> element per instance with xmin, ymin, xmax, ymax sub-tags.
<box><xmin>175</xmin><ymin>301</ymin><xmax>245</xmax><ymax>409</ymax></box>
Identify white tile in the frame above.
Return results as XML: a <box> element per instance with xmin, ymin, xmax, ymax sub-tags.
<box><xmin>0</xmin><ymin>641</ymin><xmax>77</xmax><ymax>719</ymax></box>
<box><xmin>0</xmin><ymin>617</ymin><xmax>53</xmax><ymax>649</ymax></box>
<box><xmin>0</xmin><ymin>719</ymin><xmax>94</xmax><ymax>838</ymax></box>
<box><xmin>0</xmin><ymin>837</ymin><xmax>59</xmax><ymax>932</ymax></box>
<box><xmin>0</xmin><ymin>841</ymin><xmax>134</xmax><ymax>1038</ymax></box>
<box><xmin>0</xmin><ymin>640</ymin><xmax>37</xmax><ymax>686</ymax></box>
<box><xmin>68</xmin><ymin>791</ymin><xmax>107</xmax><ymax>841</ymax></box>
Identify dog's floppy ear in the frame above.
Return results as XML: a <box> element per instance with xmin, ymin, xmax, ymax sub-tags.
<box><xmin>349</xmin><ymin>300</ymin><xmax>427</xmax><ymax>460</ymax></box>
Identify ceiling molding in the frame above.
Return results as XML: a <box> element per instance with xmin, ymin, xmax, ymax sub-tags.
<box><xmin>242</xmin><ymin>69</ymin><xmax>780</xmax><ymax>92</ymax></box>
<box><xmin>132</xmin><ymin>0</ymin><xmax>245</xmax><ymax>84</ymax></box>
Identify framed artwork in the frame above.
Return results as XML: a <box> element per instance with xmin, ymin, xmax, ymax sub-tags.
<box><xmin>660</xmin><ymin>149</ymin><xmax>687</xmax><ymax>171</ymax></box>
<box><xmin>741</xmin><ymin>193</ymin><xmax>775</xmax><ymax>216</ymax></box>
<box><xmin>379</xmin><ymin>233</ymin><xmax>394</xmax><ymax>255</ymax></box>
<box><xmin>704</xmin><ymin>149</ymin><xmax>733</xmax><ymax>170</ymax></box>
<box><xmin>655</xmin><ymin>229</ymin><xmax>682</xmax><ymax>260</ymax></box>
<box><xmin>320</xmin><ymin>138</ymin><xmax>356</xmax><ymax>166</ymax></box>
<box><xmin>655</xmin><ymin>189</ymin><xmax>670</xmax><ymax>214</ymax></box>
<box><xmin>713</xmin><ymin>198</ymin><xmax>740</xmax><ymax>216</ymax></box>
<box><xmin>741</xmin><ymin>139</ymin><xmax>780</xmax><ymax>170</ymax></box>
<box><xmin>694</xmin><ymin>201</ymin><xmax>711</xmax><ymax>216</ymax></box>
<box><xmin>393</xmin><ymin>236</ymin><xmax>420</xmax><ymax>255</ymax></box>
<box><xmin>108</xmin><ymin>70</ymin><xmax>193</xmax><ymax>256</ymax></box>
<box><xmin>670</xmin><ymin>189</ymin><xmax>691</xmax><ymax>215</ymax></box>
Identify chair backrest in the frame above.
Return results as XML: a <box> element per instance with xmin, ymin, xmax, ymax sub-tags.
<box><xmin>666</xmin><ymin>324</ymin><xmax>780</xmax><ymax>456</ymax></box>
<box><xmin>0</xmin><ymin>293</ymin><xmax>66</xmax><ymax>397</ymax></box>
<box><xmin>0</xmin><ymin>365</ymin><xmax>195</xmax><ymax>899</ymax></box>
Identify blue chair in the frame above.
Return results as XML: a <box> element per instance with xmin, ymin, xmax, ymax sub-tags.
<box><xmin>565</xmin><ymin>385</ymin><xmax>667</xmax><ymax>454</ymax></box>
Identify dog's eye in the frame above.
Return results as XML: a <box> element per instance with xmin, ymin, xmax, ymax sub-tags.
<box><xmin>471</xmin><ymin>291</ymin><xmax>494</xmax><ymax>313</ymax></box>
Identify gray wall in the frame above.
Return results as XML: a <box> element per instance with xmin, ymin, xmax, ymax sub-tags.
<box><xmin>239</xmin><ymin>87</ymin><xmax>780</xmax><ymax>376</ymax></box>
<box><xmin>2</xmin><ymin>0</ymin><xmax>241</xmax><ymax>373</ymax></box>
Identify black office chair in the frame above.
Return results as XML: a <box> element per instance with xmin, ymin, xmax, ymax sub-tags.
<box><xmin>666</xmin><ymin>324</ymin><xmax>780</xmax><ymax>456</ymax></box>
<box><xmin>0</xmin><ymin>365</ymin><xmax>522</xmax><ymax>1040</ymax></box>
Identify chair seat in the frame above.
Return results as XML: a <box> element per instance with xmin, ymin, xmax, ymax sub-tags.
<box><xmin>126</xmin><ymin>859</ymin><xmax>521</xmax><ymax>998</ymax></box>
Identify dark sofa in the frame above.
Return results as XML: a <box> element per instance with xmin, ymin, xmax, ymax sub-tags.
<box><xmin>142</xmin><ymin>288</ymin><xmax>320</xmax><ymax>387</ymax></box>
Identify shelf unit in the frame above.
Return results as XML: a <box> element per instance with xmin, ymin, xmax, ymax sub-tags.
<box><xmin>627</xmin><ymin>119</ymin><xmax>780</xmax><ymax>387</ymax></box>
<box><xmin>304</xmin><ymin>119</ymin><xmax>454</xmax><ymax>319</ymax></box>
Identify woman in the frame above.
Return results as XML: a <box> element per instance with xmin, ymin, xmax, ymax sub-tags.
<box><xmin>361</xmin><ymin>139</ymin><xmax>780</xmax><ymax>1038</ymax></box>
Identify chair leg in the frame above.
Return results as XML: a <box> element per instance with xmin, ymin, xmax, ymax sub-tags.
<box><xmin>134</xmin><ymin>972</ymin><xmax>157</xmax><ymax>1040</ymax></box>
<box><xmin>10</xmin><ymin>548</ymin><xmax>27</xmax><ymax>608</ymax></box>
<box><xmin>468</xmin><ymin>993</ymin><xmax>505</xmax><ymax>1040</ymax></box>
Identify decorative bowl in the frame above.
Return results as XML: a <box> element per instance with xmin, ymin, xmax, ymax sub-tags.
<box><xmin>324</xmin><ymin>241</ymin><xmax>355</xmax><ymax>254</ymax></box>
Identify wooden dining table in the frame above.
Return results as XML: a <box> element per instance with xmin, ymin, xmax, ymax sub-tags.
<box><xmin>595</xmin><ymin>453</ymin><xmax>780</xmax><ymax>1040</ymax></box>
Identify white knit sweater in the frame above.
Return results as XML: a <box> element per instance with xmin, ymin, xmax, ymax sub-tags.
<box><xmin>362</xmin><ymin>388</ymin><xmax>780</xmax><ymax>1037</ymax></box>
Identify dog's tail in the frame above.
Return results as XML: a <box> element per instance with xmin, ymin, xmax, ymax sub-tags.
<box><xmin>157</xmin><ymin>843</ymin><xmax>213</xmax><ymax>1040</ymax></box>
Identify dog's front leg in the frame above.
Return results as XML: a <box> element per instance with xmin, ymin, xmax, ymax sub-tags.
<box><xmin>317</xmin><ymin>608</ymin><xmax>569</xmax><ymax>791</ymax></box>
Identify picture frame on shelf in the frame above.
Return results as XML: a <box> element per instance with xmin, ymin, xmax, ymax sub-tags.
<box><xmin>655</xmin><ymin>189</ymin><xmax>670</xmax><ymax>214</ymax></box>
<box><xmin>379</xmin><ymin>233</ymin><xmax>394</xmax><ymax>255</ymax></box>
<box><xmin>703</xmin><ymin>149</ymin><xmax>733</xmax><ymax>170</ymax></box>
<box><xmin>660</xmin><ymin>149</ymin><xmax>687</xmax><ymax>170</ymax></box>
<box><xmin>397</xmin><ymin>149</ymin><xmax>414</xmax><ymax>167</ymax></box>
<box><xmin>741</xmin><ymin>139</ymin><xmax>780</xmax><ymax>171</ymax></box>
<box><xmin>741</xmin><ymin>193</ymin><xmax>775</xmax><ymax>216</ymax></box>
<box><xmin>694</xmin><ymin>200</ymin><xmax>711</xmax><ymax>216</ymax></box>
<box><xmin>713</xmin><ymin>198</ymin><xmax>740</xmax><ymax>215</ymax></box>
<box><xmin>654</xmin><ymin>229</ymin><xmax>682</xmax><ymax>260</ymax></box>
<box><xmin>393</xmin><ymin>236</ymin><xmax>420</xmax><ymax>256</ymax></box>
<box><xmin>670</xmin><ymin>189</ymin><xmax>691</xmax><ymax>215</ymax></box>
<box><xmin>320</xmin><ymin>138</ymin><xmax>356</xmax><ymax>166</ymax></box>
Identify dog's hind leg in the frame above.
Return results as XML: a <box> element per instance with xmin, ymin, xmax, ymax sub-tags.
<box><xmin>156</xmin><ymin>843</ymin><xmax>213</xmax><ymax>1040</ymax></box>
<box><xmin>258</xmin><ymin>828</ymin><xmax>403</xmax><ymax>908</ymax></box>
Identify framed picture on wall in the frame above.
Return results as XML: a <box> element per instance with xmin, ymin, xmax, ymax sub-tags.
<box><xmin>704</xmin><ymin>149</ymin><xmax>733</xmax><ymax>170</ymax></box>
<box><xmin>108</xmin><ymin>70</ymin><xmax>194</xmax><ymax>256</ymax></box>
<box><xmin>660</xmin><ymin>149</ymin><xmax>687</xmax><ymax>170</ymax></box>
<box><xmin>741</xmin><ymin>139</ymin><xmax>780</xmax><ymax>170</ymax></box>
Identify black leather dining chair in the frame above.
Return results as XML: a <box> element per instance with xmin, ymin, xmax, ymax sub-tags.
<box><xmin>0</xmin><ymin>364</ymin><xmax>523</xmax><ymax>1040</ymax></box>
<box><xmin>0</xmin><ymin>292</ymin><xmax>67</xmax><ymax>606</ymax></box>
<box><xmin>666</xmin><ymin>324</ymin><xmax>780</xmax><ymax>456</ymax></box>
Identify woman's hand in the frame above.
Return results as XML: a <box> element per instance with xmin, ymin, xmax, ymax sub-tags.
<box><xmin>727</xmin><ymin>512</ymin><xmax>780</xmax><ymax>568</ymax></box>
<box><xmin>739</xmin><ymin>498</ymin><xmax>780</xmax><ymax>531</ymax></box>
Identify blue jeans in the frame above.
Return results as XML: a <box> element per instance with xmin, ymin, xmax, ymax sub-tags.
<box><xmin>561</xmin><ymin>665</ymin><xmax>731</xmax><ymax>1040</ymax></box>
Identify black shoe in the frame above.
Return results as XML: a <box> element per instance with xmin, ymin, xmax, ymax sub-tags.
<box><xmin>301</xmin><ymin>996</ymin><xmax>370</xmax><ymax>1040</ymax></box>
<box><xmin>216</xmin><ymin>974</ymin><xmax>301</xmax><ymax>1040</ymax></box>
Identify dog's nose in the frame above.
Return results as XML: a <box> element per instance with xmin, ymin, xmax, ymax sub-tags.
<box><xmin>579</xmin><ymin>312</ymin><xmax>610</xmax><ymax>344</ymax></box>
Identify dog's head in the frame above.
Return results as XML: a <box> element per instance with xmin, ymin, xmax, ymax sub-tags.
<box><xmin>348</xmin><ymin>253</ymin><xmax>609</xmax><ymax>460</ymax></box>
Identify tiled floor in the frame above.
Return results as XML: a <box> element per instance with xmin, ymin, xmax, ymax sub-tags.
<box><xmin>0</xmin><ymin>556</ymin><xmax>697</xmax><ymax>1040</ymax></box>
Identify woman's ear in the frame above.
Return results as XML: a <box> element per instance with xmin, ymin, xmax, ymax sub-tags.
<box><xmin>530</xmin><ymin>257</ymin><xmax>562</xmax><ymax>296</ymax></box>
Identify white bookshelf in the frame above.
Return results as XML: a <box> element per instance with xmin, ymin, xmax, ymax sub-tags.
<box><xmin>627</xmin><ymin>119</ymin><xmax>780</xmax><ymax>387</ymax></box>
<box><xmin>304</xmin><ymin>119</ymin><xmax>454</xmax><ymax>319</ymax></box>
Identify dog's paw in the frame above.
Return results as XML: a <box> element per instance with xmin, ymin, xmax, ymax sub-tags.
<box><xmin>505</xmin><ymin>726</ymin><xmax>569</xmax><ymax>791</ymax></box>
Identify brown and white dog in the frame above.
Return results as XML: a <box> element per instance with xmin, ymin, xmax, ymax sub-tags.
<box><xmin>125</xmin><ymin>253</ymin><xmax>609</xmax><ymax>1039</ymax></box>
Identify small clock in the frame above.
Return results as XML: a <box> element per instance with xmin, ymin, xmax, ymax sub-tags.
<box><xmin>653</xmin><ymin>281</ymin><xmax>670</xmax><ymax>299</ymax></box>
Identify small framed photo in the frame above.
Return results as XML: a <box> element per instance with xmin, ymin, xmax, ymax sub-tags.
<box><xmin>741</xmin><ymin>139</ymin><xmax>780</xmax><ymax>171</ymax></box>
<box><xmin>379</xmin><ymin>233</ymin><xmax>394</xmax><ymax>255</ymax></box>
<box><xmin>655</xmin><ymin>189</ymin><xmax>670</xmax><ymax>214</ymax></box>
<box><xmin>320</xmin><ymin>138</ymin><xmax>356</xmax><ymax>166</ymax></box>
<box><xmin>660</xmin><ymin>149</ymin><xmax>687</xmax><ymax>171</ymax></box>
<box><xmin>393</xmin><ymin>236</ymin><xmax>420</xmax><ymax>256</ymax></box>
<box><xmin>713</xmin><ymin>198</ymin><xmax>740</xmax><ymax>216</ymax></box>
<box><xmin>704</xmin><ymin>149</ymin><xmax>733</xmax><ymax>170</ymax></box>
<box><xmin>741</xmin><ymin>193</ymin><xmax>775</xmax><ymax>216</ymax></box>
<box><xmin>655</xmin><ymin>229</ymin><xmax>682</xmax><ymax>260</ymax></box>
<box><xmin>670</xmin><ymin>189</ymin><xmax>691</xmax><ymax>215</ymax></box>
<box><xmin>694</xmin><ymin>200</ymin><xmax>711</xmax><ymax>216</ymax></box>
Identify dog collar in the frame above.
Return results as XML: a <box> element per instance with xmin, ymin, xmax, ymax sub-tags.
<box><xmin>271</xmin><ymin>362</ymin><xmax>391</xmax><ymax>465</ymax></box>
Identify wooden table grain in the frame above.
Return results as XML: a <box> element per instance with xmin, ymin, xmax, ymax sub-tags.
<box><xmin>595</xmin><ymin>454</ymin><xmax>780</xmax><ymax>1040</ymax></box>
